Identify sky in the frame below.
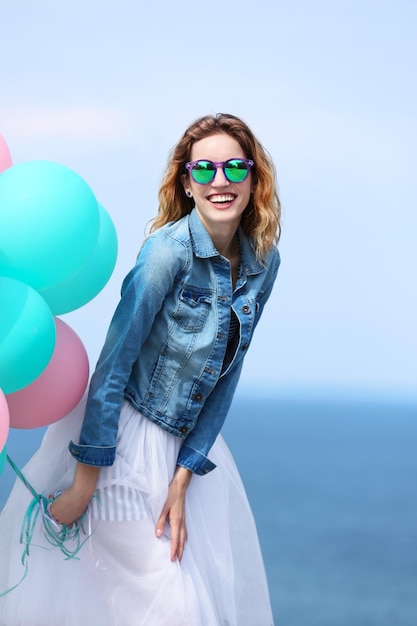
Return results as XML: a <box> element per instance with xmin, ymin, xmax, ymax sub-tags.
<box><xmin>1</xmin><ymin>0</ymin><xmax>416</xmax><ymax>400</ymax></box>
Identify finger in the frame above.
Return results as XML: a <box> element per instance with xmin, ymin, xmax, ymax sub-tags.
<box><xmin>48</xmin><ymin>503</ymin><xmax>65</xmax><ymax>528</ymax></box>
<box><xmin>156</xmin><ymin>506</ymin><xmax>168</xmax><ymax>538</ymax></box>
<box><xmin>177</xmin><ymin>524</ymin><xmax>188</xmax><ymax>562</ymax></box>
<box><xmin>49</xmin><ymin>497</ymin><xmax>75</xmax><ymax>529</ymax></box>
<box><xmin>170</xmin><ymin>520</ymin><xmax>180</xmax><ymax>561</ymax></box>
<box><xmin>170</xmin><ymin>518</ymin><xmax>187</xmax><ymax>562</ymax></box>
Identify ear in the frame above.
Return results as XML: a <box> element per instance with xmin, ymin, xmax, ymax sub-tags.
<box><xmin>181</xmin><ymin>173</ymin><xmax>192</xmax><ymax>198</ymax></box>
<box><xmin>181</xmin><ymin>173</ymin><xmax>188</xmax><ymax>190</ymax></box>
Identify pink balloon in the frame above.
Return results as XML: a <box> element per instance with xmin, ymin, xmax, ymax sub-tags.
<box><xmin>0</xmin><ymin>134</ymin><xmax>12</xmax><ymax>173</ymax></box>
<box><xmin>0</xmin><ymin>389</ymin><xmax>10</xmax><ymax>450</ymax></box>
<box><xmin>6</xmin><ymin>318</ymin><xmax>89</xmax><ymax>429</ymax></box>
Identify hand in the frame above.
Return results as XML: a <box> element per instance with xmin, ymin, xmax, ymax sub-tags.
<box><xmin>156</xmin><ymin>466</ymin><xmax>192</xmax><ymax>562</ymax></box>
<box><xmin>49</xmin><ymin>462</ymin><xmax>100</xmax><ymax>527</ymax></box>
<box><xmin>49</xmin><ymin>486</ymin><xmax>91</xmax><ymax>527</ymax></box>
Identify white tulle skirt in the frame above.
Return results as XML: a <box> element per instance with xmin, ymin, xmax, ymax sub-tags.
<box><xmin>0</xmin><ymin>398</ymin><xmax>274</xmax><ymax>626</ymax></box>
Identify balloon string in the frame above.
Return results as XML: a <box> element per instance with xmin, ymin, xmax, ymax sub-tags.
<box><xmin>6</xmin><ymin>455</ymin><xmax>40</xmax><ymax>502</ymax></box>
<box><xmin>0</xmin><ymin>454</ymin><xmax>98</xmax><ymax>598</ymax></box>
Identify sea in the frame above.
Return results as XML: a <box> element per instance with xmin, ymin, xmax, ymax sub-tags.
<box><xmin>1</xmin><ymin>392</ymin><xmax>416</xmax><ymax>626</ymax></box>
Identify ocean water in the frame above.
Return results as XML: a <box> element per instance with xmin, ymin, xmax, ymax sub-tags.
<box><xmin>223</xmin><ymin>394</ymin><xmax>417</xmax><ymax>626</ymax></box>
<box><xmin>1</xmin><ymin>393</ymin><xmax>416</xmax><ymax>625</ymax></box>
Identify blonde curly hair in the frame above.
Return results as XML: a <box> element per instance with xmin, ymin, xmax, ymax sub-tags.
<box><xmin>151</xmin><ymin>113</ymin><xmax>281</xmax><ymax>258</ymax></box>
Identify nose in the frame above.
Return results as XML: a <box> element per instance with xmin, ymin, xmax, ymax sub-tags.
<box><xmin>211</xmin><ymin>165</ymin><xmax>229</xmax><ymax>187</ymax></box>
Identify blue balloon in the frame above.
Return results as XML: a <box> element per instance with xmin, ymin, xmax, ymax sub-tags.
<box><xmin>39</xmin><ymin>204</ymin><xmax>118</xmax><ymax>314</ymax></box>
<box><xmin>0</xmin><ymin>277</ymin><xmax>56</xmax><ymax>393</ymax></box>
<box><xmin>0</xmin><ymin>161</ymin><xmax>100</xmax><ymax>290</ymax></box>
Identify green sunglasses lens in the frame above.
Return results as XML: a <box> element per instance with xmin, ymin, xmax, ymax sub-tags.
<box><xmin>191</xmin><ymin>161</ymin><xmax>216</xmax><ymax>184</ymax></box>
<box><xmin>224</xmin><ymin>159</ymin><xmax>250</xmax><ymax>182</ymax></box>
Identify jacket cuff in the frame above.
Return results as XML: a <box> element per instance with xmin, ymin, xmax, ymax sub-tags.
<box><xmin>176</xmin><ymin>444</ymin><xmax>217</xmax><ymax>476</ymax></box>
<box><xmin>69</xmin><ymin>441</ymin><xmax>116</xmax><ymax>467</ymax></box>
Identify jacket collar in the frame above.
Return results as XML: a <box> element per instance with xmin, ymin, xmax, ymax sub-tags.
<box><xmin>188</xmin><ymin>208</ymin><xmax>265</xmax><ymax>275</ymax></box>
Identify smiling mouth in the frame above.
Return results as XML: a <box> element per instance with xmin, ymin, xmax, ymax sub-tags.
<box><xmin>208</xmin><ymin>194</ymin><xmax>236</xmax><ymax>204</ymax></box>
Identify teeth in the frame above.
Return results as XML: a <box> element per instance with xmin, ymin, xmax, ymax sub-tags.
<box><xmin>209</xmin><ymin>195</ymin><xmax>234</xmax><ymax>203</ymax></box>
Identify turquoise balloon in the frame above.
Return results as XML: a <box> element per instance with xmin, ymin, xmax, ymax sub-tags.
<box><xmin>0</xmin><ymin>444</ymin><xmax>6</xmax><ymax>475</ymax></box>
<box><xmin>0</xmin><ymin>161</ymin><xmax>100</xmax><ymax>290</ymax></box>
<box><xmin>0</xmin><ymin>277</ymin><xmax>56</xmax><ymax>393</ymax></box>
<box><xmin>39</xmin><ymin>204</ymin><xmax>118</xmax><ymax>314</ymax></box>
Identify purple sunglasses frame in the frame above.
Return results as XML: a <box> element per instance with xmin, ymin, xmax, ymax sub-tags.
<box><xmin>185</xmin><ymin>158</ymin><xmax>254</xmax><ymax>184</ymax></box>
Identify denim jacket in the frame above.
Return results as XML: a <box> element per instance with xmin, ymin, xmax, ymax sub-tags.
<box><xmin>69</xmin><ymin>208</ymin><xmax>280</xmax><ymax>475</ymax></box>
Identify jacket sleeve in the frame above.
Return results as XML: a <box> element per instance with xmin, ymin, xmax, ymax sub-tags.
<box><xmin>177</xmin><ymin>246</ymin><xmax>280</xmax><ymax>476</ymax></box>
<box><xmin>253</xmin><ymin>247</ymin><xmax>281</xmax><ymax>332</ymax></box>
<box><xmin>176</xmin><ymin>359</ymin><xmax>244</xmax><ymax>475</ymax></box>
<box><xmin>69</xmin><ymin>233</ymin><xmax>187</xmax><ymax>466</ymax></box>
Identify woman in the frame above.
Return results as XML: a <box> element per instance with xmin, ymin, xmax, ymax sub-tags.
<box><xmin>0</xmin><ymin>113</ymin><xmax>281</xmax><ymax>625</ymax></box>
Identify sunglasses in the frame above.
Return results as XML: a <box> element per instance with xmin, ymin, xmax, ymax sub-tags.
<box><xmin>185</xmin><ymin>158</ymin><xmax>254</xmax><ymax>185</ymax></box>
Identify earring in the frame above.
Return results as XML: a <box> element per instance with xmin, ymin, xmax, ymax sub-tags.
<box><xmin>186</xmin><ymin>191</ymin><xmax>192</xmax><ymax>198</ymax></box>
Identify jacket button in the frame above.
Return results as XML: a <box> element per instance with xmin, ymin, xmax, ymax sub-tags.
<box><xmin>242</xmin><ymin>342</ymin><xmax>249</xmax><ymax>350</ymax></box>
<box><xmin>192</xmin><ymin>392</ymin><xmax>203</xmax><ymax>401</ymax></box>
<box><xmin>242</xmin><ymin>305</ymin><xmax>251</xmax><ymax>314</ymax></box>
<box><xmin>180</xmin><ymin>426</ymin><xmax>188</xmax><ymax>434</ymax></box>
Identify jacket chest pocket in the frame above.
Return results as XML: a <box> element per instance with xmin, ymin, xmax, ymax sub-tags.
<box><xmin>172</xmin><ymin>287</ymin><xmax>213</xmax><ymax>332</ymax></box>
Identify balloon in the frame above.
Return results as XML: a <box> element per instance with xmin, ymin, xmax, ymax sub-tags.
<box><xmin>6</xmin><ymin>318</ymin><xmax>89</xmax><ymax>429</ymax></box>
<box><xmin>39</xmin><ymin>203</ymin><xmax>118</xmax><ymax>314</ymax></box>
<box><xmin>0</xmin><ymin>389</ymin><xmax>10</xmax><ymax>451</ymax></box>
<box><xmin>0</xmin><ymin>134</ymin><xmax>12</xmax><ymax>173</ymax></box>
<box><xmin>0</xmin><ymin>161</ymin><xmax>100</xmax><ymax>290</ymax></box>
<box><xmin>0</xmin><ymin>444</ymin><xmax>6</xmax><ymax>475</ymax></box>
<box><xmin>0</xmin><ymin>277</ymin><xmax>56</xmax><ymax>394</ymax></box>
